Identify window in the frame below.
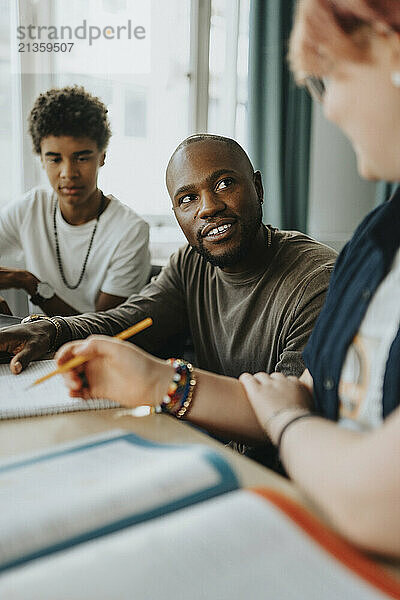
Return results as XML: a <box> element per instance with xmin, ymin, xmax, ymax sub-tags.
<box><xmin>50</xmin><ymin>0</ymin><xmax>192</xmax><ymax>259</ymax></box>
<box><xmin>208</xmin><ymin>0</ymin><xmax>250</xmax><ymax>147</ymax></box>
<box><xmin>2</xmin><ymin>0</ymin><xmax>249</xmax><ymax>262</ymax></box>
<box><xmin>0</xmin><ymin>0</ymin><xmax>20</xmax><ymax>207</ymax></box>
<box><xmin>125</xmin><ymin>87</ymin><xmax>147</xmax><ymax>138</ymax></box>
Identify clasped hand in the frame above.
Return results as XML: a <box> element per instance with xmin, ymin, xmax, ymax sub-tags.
<box><xmin>239</xmin><ymin>371</ymin><xmax>314</xmax><ymax>445</ymax></box>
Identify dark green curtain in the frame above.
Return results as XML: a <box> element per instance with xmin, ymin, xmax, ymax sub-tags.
<box><xmin>248</xmin><ymin>0</ymin><xmax>312</xmax><ymax>232</ymax></box>
<box><xmin>375</xmin><ymin>181</ymin><xmax>398</xmax><ymax>206</ymax></box>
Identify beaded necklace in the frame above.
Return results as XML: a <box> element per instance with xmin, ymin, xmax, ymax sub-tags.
<box><xmin>265</xmin><ymin>225</ymin><xmax>272</xmax><ymax>248</ymax></box>
<box><xmin>53</xmin><ymin>192</ymin><xmax>105</xmax><ymax>290</ymax></box>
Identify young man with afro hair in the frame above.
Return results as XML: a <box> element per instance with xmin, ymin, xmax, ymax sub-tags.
<box><xmin>0</xmin><ymin>86</ymin><xmax>150</xmax><ymax>317</ymax></box>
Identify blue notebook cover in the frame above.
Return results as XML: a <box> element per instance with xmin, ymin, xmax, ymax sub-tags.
<box><xmin>0</xmin><ymin>430</ymin><xmax>239</xmax><ymax>572</ymax></box>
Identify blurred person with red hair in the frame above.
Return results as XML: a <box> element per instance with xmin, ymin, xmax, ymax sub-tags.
<box><xmin>241</xmin><ymin>0</ymin><xmax>400</xmax><ymax>556</ymax></box>
<box><xmin>57</xmin><ymin>0</ymin><xmax>400</xmax><ymax>558</ymax></box>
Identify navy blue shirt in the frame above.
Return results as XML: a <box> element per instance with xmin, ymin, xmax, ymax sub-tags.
<box><xmin>304</xmin><ymin>188</ymin><xmax>400</xmax><ymax>421</ymax></box>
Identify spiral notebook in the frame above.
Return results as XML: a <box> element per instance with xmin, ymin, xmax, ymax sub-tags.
<box><xmin>0</xmin><ymin>360</ymin><xmax>118</xmax><ymax>419</ymax></box>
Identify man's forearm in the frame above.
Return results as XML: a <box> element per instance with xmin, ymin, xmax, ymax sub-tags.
<box><xmin>62</xmin><ymin>302</ymin><xmax>147</xmax><ymax>341</ymax></box>
<box><xmin>57</xmin><ymin>298</ymin><xmax>167</xmax><ymax>356</ymax></box>
<box><xmin>5</xmin><ymin>269</ymin><xmax>38</xmax><ymax>295</ymax></box>
<box><xmin>60</xmin><ymin>284</ymin><xmax>190</xmax><ymax>358</ymax></box>
<box><xmin>32</xmin><ymin>295</ymin><xmax>81</xmax><ymax>317</ymax></box>
<box><xmin>13</xmin><ymin>271</ymin><xmax>82</xmax><ymax>318</ymax></box>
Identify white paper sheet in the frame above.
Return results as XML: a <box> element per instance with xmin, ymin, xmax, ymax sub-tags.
<box><xmin>0</xmin><ymin>360</ymin><xmax>117</xmax><ymax>418</ymax></box>
<box><xmin>0</xmin><ymin>490</ymin><xmax>392</xmax><ymax>600</ymax></box>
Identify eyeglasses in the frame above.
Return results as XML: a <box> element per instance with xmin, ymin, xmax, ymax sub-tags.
<box><xmin>305</xmin><ymin>76</ymin><xmax>326</xmax><ymax>102</ymax></box>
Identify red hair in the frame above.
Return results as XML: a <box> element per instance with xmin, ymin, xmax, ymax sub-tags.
<box><xmin>289</xmin><ymin>0</ymin><xmax>400</xmax><ymax>80</ymax></box>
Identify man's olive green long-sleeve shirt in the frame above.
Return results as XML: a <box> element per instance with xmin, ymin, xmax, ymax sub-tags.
<box><xmin>58</xmin><ymin>227</ymin><xmax>337</xmax><ymax>379</ymax></box>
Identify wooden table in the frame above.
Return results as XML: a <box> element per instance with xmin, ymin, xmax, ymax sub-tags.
<box><xmin>0</xmin><ymin>408</ymin><xmax>299</xmax><ymax>497</ymax></box>
<box><xmin>1</xmin><ymin>409</ymin><xmax>399</xmax><ymax>580</ymax></box>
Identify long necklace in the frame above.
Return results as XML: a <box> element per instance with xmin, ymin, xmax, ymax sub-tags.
<box><xmin>265</xmin><ymin>224</ymin><xmax>273</xmax><ymax>248</ymax></box>
<box><xmin>53</xmin><ymin>192</ymin><xmax>105</xmax><ymax>290</ymax></box>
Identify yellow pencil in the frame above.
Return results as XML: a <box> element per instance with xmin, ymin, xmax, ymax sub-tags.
<box><xmin>29</xmin><ymin>317</ymin><xmax>153</xmax><ymax>388</ymax></box>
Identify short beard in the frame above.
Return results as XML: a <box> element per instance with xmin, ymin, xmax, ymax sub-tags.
<box><xmin>193</xmin><ymin>204</ymin><xmax>263</xmax><ymax>269</ymax></box>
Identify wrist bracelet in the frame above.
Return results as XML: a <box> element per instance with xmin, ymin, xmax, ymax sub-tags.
<box><xmin>48</xmin><ymin>317</ymin><xmax>63</xmax><ymax>350</ymax></box>
<box><xmin>21</xmin><ymin>314</ymin><xmax>63</xmax><ymax>351</ymax></box>
<box><xmin>175</xmin><ymin>368</ymin><xmax>197</xmax><ymax>419</ymax></box>
<box><xmin>160</xmin><ymin>359</ymin><xmax>197</xmax><ymax>419</ymax></box>
<box><xmin>277</xmin><ymin>412</ymin><xmax>315</xmax><ymax>459</ymax></box>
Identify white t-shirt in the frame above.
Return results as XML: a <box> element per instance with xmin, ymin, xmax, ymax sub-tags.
<box><xmin>338</xmin><ymin>246</ymin><xmax>400</xmax><ymax>431</ymax></box>
<box><xmin>0</xmin><ymin>187</ymin><xmax>151</xmax><ymax>313</ymax></box>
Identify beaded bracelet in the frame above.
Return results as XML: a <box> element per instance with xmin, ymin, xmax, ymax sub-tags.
<box><xmin>159</xmin><ymin>358</ymin><xmax>197</xmax><ymax>419</ymax></box>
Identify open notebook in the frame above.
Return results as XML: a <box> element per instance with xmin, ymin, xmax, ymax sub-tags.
<box><xmin>0</xmin><ymin>430</ymin><xmax>398</xmax><ymax>599</ymax></box>
<box><xmin>0</xmin><ymin>359</ymin><xmax>118</xmax><ymax>418</ymax></box>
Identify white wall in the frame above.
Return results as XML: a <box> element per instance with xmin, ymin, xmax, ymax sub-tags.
<box><xmin>308</xmin><ymin>102</ymin><xmax>377</xmax><ymax>252</ymax></box>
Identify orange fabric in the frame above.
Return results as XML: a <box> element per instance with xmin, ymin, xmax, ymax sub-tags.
<box><xmin>251</xmin><ymin>487</ymin><xmax>400</xmax><ymax>600</ymax></box>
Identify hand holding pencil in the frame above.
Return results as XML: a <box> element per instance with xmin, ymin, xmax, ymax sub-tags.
<box><xmin>53</xmin><ymin>318</ymin><xmax>174</xmax><ymax>409</ymax></box>
<box><xmin>31</xmin><ymin>317</ymin><xmax>153</xmax><ymax>387</ymax></box>
<box><xmin>30</xmin><ymin>317</ymin><xmax>153</xmax><ymax>388</ymax></box>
